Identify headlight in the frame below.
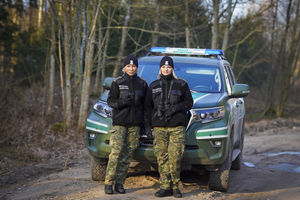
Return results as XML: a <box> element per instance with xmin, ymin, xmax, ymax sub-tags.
<box><xmin>93</xmin><ymin>101</ymin><xmax>112</xmax><ymax>118</ymax></box>
<box><xmin>190</xmin><ymin>106</ymin><xmax>225</xmax><ymax>124</ymax></box>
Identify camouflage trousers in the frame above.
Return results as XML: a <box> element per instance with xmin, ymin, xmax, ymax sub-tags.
<box><xmin>104</xmin><ymin>125</ymin><xmax>140</xmax><ymax>185</ymax></box>
<box><xmin>153</xmin><ymin>126</ymin><xmax>185</xmax><ymax>190</ymax></box>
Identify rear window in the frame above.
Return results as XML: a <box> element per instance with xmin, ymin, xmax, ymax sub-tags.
<box><xmin>138</xmin><ymin>62</ymin><xmax>224</xmax><ymax>93</ymax></box>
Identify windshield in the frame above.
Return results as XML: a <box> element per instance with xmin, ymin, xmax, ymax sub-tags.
<box><xmin>138</xmin><ymin>62</ymin><xmax>223</xmax><ymax>93</ymax></box>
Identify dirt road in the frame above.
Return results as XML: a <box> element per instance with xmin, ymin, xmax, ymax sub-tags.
<box><xmin>1</xmin><ymin>119</ymin><xmax>300</xmax><ymax>200</ymax></box>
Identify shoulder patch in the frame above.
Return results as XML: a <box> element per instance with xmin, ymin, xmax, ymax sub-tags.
<box><xmin>150</xmin><ymin>80</ymin><xmax>160</xmax><ymax>88</ymax></box>
<box><xmin>174</xmin><ymin>78</ymin><xmax>187</xmax><ymax>86</ymax></box>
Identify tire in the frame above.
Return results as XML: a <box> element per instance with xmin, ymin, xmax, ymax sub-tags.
<box><xmin>91</xmin><ymin>157</ymin><xmax>107</xmax><ymax>181</ymax></box>
<box><xmin>209</xmin><ymin>139</ymin><xmax>232</xmax><ymax>192</ymax></box>
<box><xmin>232</xmin><ymin>121</ymin><xmax>245</xmax><ymax>170</ymax></box>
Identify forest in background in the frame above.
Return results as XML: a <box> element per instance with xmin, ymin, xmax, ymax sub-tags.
<box><xmin>0</xmin><ymin>0</ymin><xmax>299</xmax><ymax>160</ymax></box>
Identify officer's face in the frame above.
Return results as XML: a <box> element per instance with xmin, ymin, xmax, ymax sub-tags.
<box><xmin>123</xmin><ymin>64</ymin><xmax>138</xmax><ymax>76</ymax></box>
<box><xmin>160</xmin><ymin>65</ymin><xmax>172</xmax><ymax>76</ymax></box>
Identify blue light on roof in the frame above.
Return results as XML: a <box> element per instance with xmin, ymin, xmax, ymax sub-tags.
<box><xmin>150</xmin><ymin>47</ymin><xmax>167</xmax><ymax>53</ymax></box>
<box><xmin>149</xmin><ymin>47</ymin><xmax>223</xmax><ymax>56</ymax></box>
<box><xmin>205</xmin><ymin>49</ymin><xmax>223</xmax><ymax>55</ymax></box>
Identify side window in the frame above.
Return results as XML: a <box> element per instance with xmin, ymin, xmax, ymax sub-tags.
<box><xmin>223</xmin><ymin>66</ymin><xmax>232</xmax><ymax>94</ymax></box>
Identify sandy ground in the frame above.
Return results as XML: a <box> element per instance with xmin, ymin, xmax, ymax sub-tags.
<box><xmin>1</xmin><ymin>120</ymin><xmax>300</xmax><ymax>200</ymax></box>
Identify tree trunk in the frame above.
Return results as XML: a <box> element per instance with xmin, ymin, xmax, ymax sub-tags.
<box><xmin>222</xmin><ymin>0</ymin><xmax>234</xmax><ymax>54</ymax></box>
<box><xmin>93</xmin><ymin>11</ymin><xmax>103</xmax><ymax>95</ymax></box>
<box><xmin>80</xmin><ymin>0</ymin><xmax>87</xmax><ymax>77</ymax></box>
<box><xmin>151</xmin><ymin>0</ymin><xmax>159</xmax><ymax>47</ymax></box>
<box><xmin>100</xmin><ymin>4</ymin><xmax>116</xmax><ymax>94</ymax></box>
<box><xmin>112</xmin><ymin>0</ymin><xmax>131</xmax><ymax>77</ymax></box>
<box><xmin>211</xmin><ymin>0</ymin><xmax>220</xmax><ymax>49</ymax></box>
<box><xmin>58</xmin><ymin>27</ymin><xmax>65</xmax><ymax>123</ymax></box>
<box><xmin>63</xmin><ymin>0</ymin><xmax>72</xmax><ymax>127</ymax></box>
<box><xmin>78</xmin><ymin>0</ymin><xmax>102</xmax><ymax>129</ymax></box>
<box><xmin>276</xmin><ymin>0</ymin><xmax>299</xmax><ymax>116</ymax></box>
<box><xmin>47</xmin><ymin>8</ymin><xmax>56</xmax><ymax>116</ymax></box>
<box><xmin>73</xmin><ymin>0</ymin><xmax>83</xmax><ymax>114</ymax></box>
<box><xmin>185</xmin><ymin>0</ymin><xmax>190</xmax><ymax>48</ymax></box>
<box><xmin>37</xmin><ymin>0</ymin><xmax>43</xmax><ymax>28</ymax></box>
<box><xmin>264</xmin><ymin>0</ymin><xmax>279</xmax><ymax>116</ymax></box>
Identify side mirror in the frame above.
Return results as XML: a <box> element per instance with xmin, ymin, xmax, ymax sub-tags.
<box><xmin>230</xmin><ymin>84</ymin><xmax>249</xmax><ymax>98</ymax></box>
<box><xmin>102</xmin><ymin>77</ymin><xmax>115</xmax><ymax>90</ymax></box>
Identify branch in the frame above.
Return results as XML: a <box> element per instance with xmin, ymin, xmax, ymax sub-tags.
<box><xmin>101</xmin><ymin>26</ymin><xmax>185</xmax><ymax>37</ymax></box>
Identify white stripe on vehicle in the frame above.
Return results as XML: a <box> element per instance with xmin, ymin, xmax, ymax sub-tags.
<box><xmin>87</xmin><ymin>119</ymin><xmax>108</xmax><ymax>128</ymax></box>
<box><xmin>86</xmin><ymin>126</ymin><xmax>108</xmax><ymax>134</ymax></box>
<box><xmin>196</xmin><ymin>126</ymin><xmax>228</xmax><ymax>133</ymax></box>
<box><xmin>196</xmin><ymin>135</ymin><xmax>228</xmax><ymax>140</ymax></box>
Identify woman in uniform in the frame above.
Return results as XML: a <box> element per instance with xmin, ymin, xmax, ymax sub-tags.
<box><xmin>104</xmin><ymin>55</ymin><xmax>148</xmax><ymax>195</ymax></box>
<box><xmin>146</xmin><ymin>56</ymin><xmax>193</xmax><ymax>198</ymax></box>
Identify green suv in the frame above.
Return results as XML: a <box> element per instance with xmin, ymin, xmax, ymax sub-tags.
<box><xmin>86</xmin><ymin>47</ymin><xmax>249</xmax><ymax>192</ymax></box>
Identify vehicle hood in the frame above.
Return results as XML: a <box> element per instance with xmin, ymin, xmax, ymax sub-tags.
<box><xmin>191</xmin><ymin>91</ymin><xmax>227</xmax><ymax>108</ymax></box>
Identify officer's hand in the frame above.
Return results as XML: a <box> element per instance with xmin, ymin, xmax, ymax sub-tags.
<box><xmin>145</xmin><ymin>128</ymin><xmax>153</xmax><ymax>139</ymax></box>
<box><xmin>119</xmin><ymin>96</ymin><xmax>134</xmax><ymax>107</ymax></box>
<box><xmin>157</xmin><ymin>103</ymin><xmax>164</xmax><ymax>112</ymax></box>
<box><xmin>165</xmin><ymin>105</ymin><xmax>176</xmax><ymax>119</ymax></box>
<box><xmin>126</xmin><ymin>95</ymin><xmax>135</xmax><ymax>105</ymax></box>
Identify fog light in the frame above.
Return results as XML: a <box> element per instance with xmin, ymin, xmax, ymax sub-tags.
<box><xmin>210</xmin><ymin>140</ymin><xmax>222</xmax><ymax>147</ymax></box>
<box><xmin>200</xmin><ymin>113</ymin><xmax>207</xmax><ymax>119</ymax></box>
<box><xmin>89</xmin><ymin>133</ymin><xmax>96</xmax><ymax>139</ymax></box>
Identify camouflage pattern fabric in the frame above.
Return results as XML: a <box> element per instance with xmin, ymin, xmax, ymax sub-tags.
<box><xmin>153</xmin><ymin>126</ymin><xmax>185</xmax><ymax>190</ymax></box>
<box><xmin>104</xmin><ymin>125</ymin><xmax>140</xmax><ymax>185</ymax></box>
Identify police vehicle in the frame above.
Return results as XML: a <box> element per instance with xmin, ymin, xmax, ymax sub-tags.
<box><xmin>86</xmin><ymin>47</ymin><xmax>249</xmax><ymax>192</ymax></box>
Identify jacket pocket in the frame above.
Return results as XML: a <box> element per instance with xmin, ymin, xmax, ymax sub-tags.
<box><xmin>170</xmin><ymin>90</ymin><xmax>182</xmax><ymax>104</ymax></box>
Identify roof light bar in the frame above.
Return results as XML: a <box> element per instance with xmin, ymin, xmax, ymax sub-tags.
<box><xmin>149</xmin><ymin>47</ymin><xmax>223</xmax><ymax>56</ymax></box>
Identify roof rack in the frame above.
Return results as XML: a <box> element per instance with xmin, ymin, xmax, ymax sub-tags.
<box><xmin>147</xmin><ymin>47</ymin><xmax>223</xmax><ymax>57</ymax></box>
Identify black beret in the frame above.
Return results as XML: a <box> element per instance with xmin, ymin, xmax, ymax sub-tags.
<box><xmin>160</xmin><ymin>56</ymin><xmax>174</xmax><ymax>68</ymax></box>
<box><xmin>124</xmin><ymin>54</ymin><xmax>138</xmax><ymax>68</ymax></box>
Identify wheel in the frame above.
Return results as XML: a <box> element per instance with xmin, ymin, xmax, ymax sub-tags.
<box><xmin>232</xmin><ymin>121</ymin><xmax>245</xmax><ymax>170</ymax></box>
<box><xmin>209</xmin><ymin>139</ymin><xmax>232</xmax><ymax>192</ymax></box>
<box><xmin>91</xmin><ymin>157</ymin><xmax>107</xmax><ymax>181</ymax></box>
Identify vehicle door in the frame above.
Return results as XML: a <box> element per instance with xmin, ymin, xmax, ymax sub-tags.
<box><xmin>223</xmin><ymin>65</ymin><xmax>242</xmax><ymax>146</ymax></box>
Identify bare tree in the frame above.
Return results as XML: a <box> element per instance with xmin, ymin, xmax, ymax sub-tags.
<box><xmin>222</xmin><ymin>0</ymin><xmax>237</xmax><ymax>54</ymax></box>
<box><xmin>63</xmin><ymin>0</ymin><xmax>72</xmax><ymax>127</ymax></box>
<box><xmin>93</xmin><ymin>11</ymin><xmax>103</xmax><ymax>95</ymax></box>
<box><xmin>151</xmin><ymin>0</ymin><xmax>160</xmax><ymax>47</ymax></box>
<box><xmin>211</xmin><ymin>0</ymin><xmax>220</xmax><ymax>49</ymax></box>
<box><xmin>264</xmin><ymin>0</ymin><xmax>279</xmax><ymax>116</ymax></box>
<box><xmin>73</xmin><ymin>0</ymin><xmax>83</xmax><ymax>112</ymax></box>
<box><xmin>78</xmin><ymin>0</ymin><xmax>102</xmax><ymax>129</ymax></box>
<box><xmin>185</xmin><ymin>0</ymin><xmax>190</xmax><ymax>48</ymax></box>
<box><xmin>112</xmin><ymin>0</ymin><xmax>132</xmax><ymax>77</ymax></box>
<box><xmin>46</xmin><ymin>2</ymin><xmax>56</xmax><ymax>116</ymax></box>
<box><xmin>275</xmin><ymin>0</ymin><xmax>299</xmax><ymax>116</ymax></box>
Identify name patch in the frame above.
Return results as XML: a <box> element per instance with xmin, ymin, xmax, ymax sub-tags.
<box><xmin>119</xmin><ymin>85</ymin><xmax>129</xmax><ymax>90</ymax></box>
<box><xmin>152</xmin><ymin>88</ymin><xmax>162</xmax><ymax>93</ymax></box>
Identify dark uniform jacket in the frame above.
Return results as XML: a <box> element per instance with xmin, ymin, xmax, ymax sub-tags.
<box><xmin>108</xmin><ymin>73</ymin><xmax>148</xmax><ymax>126</ymax></box>
<box><xmin>146</xmin><ymin>74</ymin><xmax>193</xmax><ymax>128</ymax></box>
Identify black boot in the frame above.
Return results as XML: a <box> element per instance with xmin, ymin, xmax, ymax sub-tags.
<box><xmin>173</xmin><ymin>189</ymin><xmax>182</xmax><ymax>198</ymax></box>
<box><xmin>114</xmin><ymin>183</ymin><xmax>125</xmax><ymax>194</ymax></box>
<box><xmin>104</xmin><ymin>184</ymin><xmax>113</xmax><ymax>194</ymax></box>
<box><xmin>154</xmin><ymin>189</ymin><xmax>172</xmax><ymax>197</ymax></box>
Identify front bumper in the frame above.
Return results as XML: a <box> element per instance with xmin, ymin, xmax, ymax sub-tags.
<box><xmin>86</xmin><ymin>111</ymin><xmax>230</xmax><ymax>166</ymax></box>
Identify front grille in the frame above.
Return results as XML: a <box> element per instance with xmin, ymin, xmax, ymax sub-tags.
<box><xmin>140</xmin><ymin>139</ymin><xmax>153</xmax><ymax>147</ymax></box>
<box><xmin>185</xmin><ymin>145</ymin><xmax>199</xmax><ymax>150</ymax></box>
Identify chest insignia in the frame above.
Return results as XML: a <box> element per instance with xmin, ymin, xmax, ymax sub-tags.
<box><xmin>119</xmin><ymin>85</ymin><xmax>129</xmax><ymax>90</ymax></box>
<box><xmin>152</xmin><ymin>88</ymin><xmax>162</xmax><ymax>94</ymax></box>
